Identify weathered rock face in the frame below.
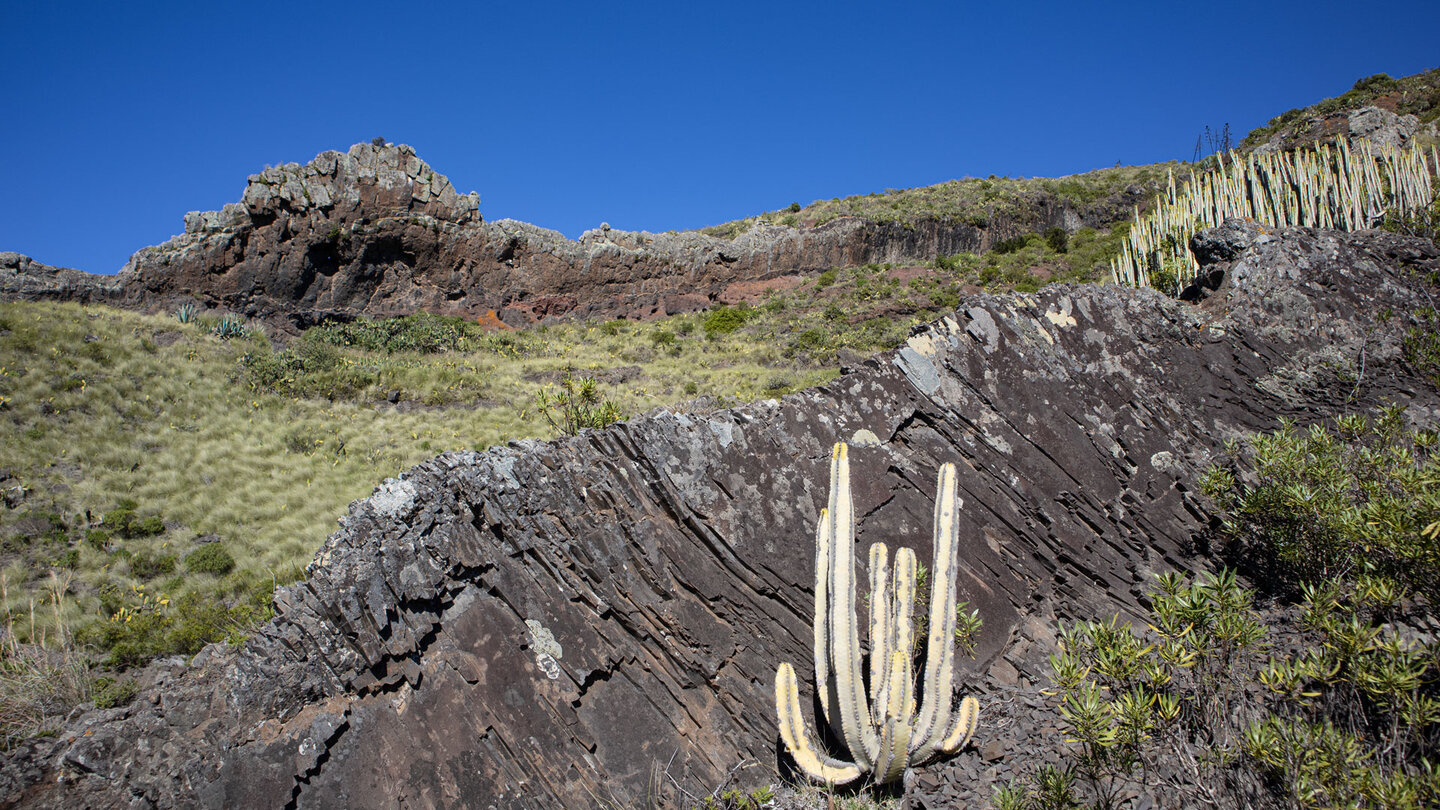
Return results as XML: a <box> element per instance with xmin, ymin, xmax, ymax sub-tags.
<box><xmin>3</xmin><ymin>142</ymin><xmax>1147</xmax><ymax>331</ymax></box>
<box><xmin>2</xmin><ymin>223</ymin><xmax>1437</xmax><ymax>809</ymax></box>
<box><xmin>1250</xmin><ymin>104</ymin><xmax>1437</xmax><ymax>155</ymax></box>
<box><xmin>0</xmin><ymin>252</ymin><xmax>124</xmax><ymax>304</ymax></box>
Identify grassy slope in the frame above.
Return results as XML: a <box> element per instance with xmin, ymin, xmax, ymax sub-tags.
<box><xmin>0</xmin><ymin>299</ymin><xmax>858</xmax><ymax>659</ymax></box>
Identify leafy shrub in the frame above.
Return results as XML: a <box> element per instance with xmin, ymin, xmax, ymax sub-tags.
<box><xmin>81</xmin><ymin>588</ymin><xmax>269</xmax><ymax>668</ymax></box>
<box><xmin>814</xmin><ymin>269</ymin><xmax>838</xmax><ymax>289</ymax></box>
<box><xmin>84</xmin><ymin>529</ymin><xmax>110</xmax><ymax>552</ymax></box>
<box><xmin>129</xmin><ymin>553</ymin><xmax>176</xmax><ymax>580</ymax></box>
<box><xmin>101</xmin><ymin>500</ymin><xmax>164</xmax><ymax>540</ymax></box>
<box><xmin>90</xmin><ymin>677</ymin><xmax>138</xmax><ymax>709</ymax></box>
<box><xmin>992</xmin><ymin>234</ymin><xmax>1031</xmax><ymax>254</ymax></box>
<box><xmin>308</xmin><ymin>312</ymin><xmax>478</xmax><ymax>354</ymax></box>
<box><xmin>534</xmin><ymin>372</ymin><xmax>621</xmax><ymax>436</ymax></box>
<box><xmin>995</xmin><ymin>569</ymin><xmax>1266</xmax><ymax>810</ymax></box>
<box><xmin>1043</xmin><ymin>226</ymin><xmax>1069</xmax><ymax>254</ymax></box>
<box><xmin>702</xmin><ymin>305</ymin><xmax>752</xmax><ymax>337</ymax></box>
<box><xmin>1201</xmin><ymin>408</ymin><xmax>1440</xmax><ymax>600</ymax></box>
<box><xmin>185</xmin><ymin>544</ymin><xmax>235</xmax><ymax>576</ymax></box>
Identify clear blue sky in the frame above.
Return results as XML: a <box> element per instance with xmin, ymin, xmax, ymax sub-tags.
<box><xmin>3</xmin><ymin>1</ymin><xmax>1437</xmax><ymax>274</ymax></box>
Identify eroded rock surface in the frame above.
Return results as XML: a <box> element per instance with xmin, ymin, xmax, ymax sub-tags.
<box><xmin>2</xmin><ymin>142</ymin><xmax>1152</xmax><ymax>331</ymax></box>
<box><xmin>3</xmin><ymin>223</ymin><xmax>1438</xmax><ymax>809</ymax></box>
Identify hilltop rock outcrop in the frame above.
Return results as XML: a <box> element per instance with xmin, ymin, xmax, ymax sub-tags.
<box><xmin>3</xmin><ymin>143</ymin><xmax>1148</xmax><ymax>330</ymax></box>
<box><xmin>3</xmin><ymin>221</ymin><xmax>1437</xmax><ymax>808</ymax></box>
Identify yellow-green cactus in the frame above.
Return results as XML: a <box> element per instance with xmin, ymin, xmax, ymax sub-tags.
<box><xmin>774</xmin><ymin>443</ymin><xmax>980</xmax><ymax>786</ymax></box>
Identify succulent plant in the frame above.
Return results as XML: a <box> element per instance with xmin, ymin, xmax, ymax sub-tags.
<box><xmin>1111</xmin><ymin>137</ymin><xmax>1436</xmax><ymax>293</ymax></box>
<box><xmin>774</xmin><ymin>443</ymin><xmax>979</xmax><ymax>786</ymax></box>
<box><xmin>175</xmin><ymin>302</ymin><xmax>198</xmax><ymax>324</ymax></box>
<box><xmin>210</xmin><ymin>315</ymin><xmax>248</xmax><ymax>340</ymax></box>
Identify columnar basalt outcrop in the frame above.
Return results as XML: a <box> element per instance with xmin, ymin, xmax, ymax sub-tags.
<box><xmin>3</xmin><ymin>222</ymin><xmax>1436</xmax><ymax>808</ymax></box>
<box><xmin>3</xmin><ymin>142</ymin><xmax>1151</xmax><ymax>330</ymax></box>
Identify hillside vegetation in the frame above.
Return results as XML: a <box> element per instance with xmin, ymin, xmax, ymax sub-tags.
<box><xmin>6</xmin><ymin>251</ymin><xmax>1076</xmax><ymax>718</ymax></box>
<box><xmin>1240</xmin><ymin>69</ymin><xmax>1440</xmax><ymax>151</ymax></box>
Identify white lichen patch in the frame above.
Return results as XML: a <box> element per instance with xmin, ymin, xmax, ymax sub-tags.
<box><xmin>525</xmin><ymin>619</ymin><xmax>563</xmax><ymax>680</ymax></box>
<box><xmin>370</xmin><ymin>478</ymin><xmax>417</xmax><ymax>519</ymax></box>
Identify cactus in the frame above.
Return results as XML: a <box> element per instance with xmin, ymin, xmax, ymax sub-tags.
<box><xmin>1111</xmin><ymin>137</ymin><xmax>1437</xmax><ymax>293</ymax></box>
<box><xmin>774</xmin><ymin>443</ymin><xmax>980</xmax><ymax>786</ymax></box>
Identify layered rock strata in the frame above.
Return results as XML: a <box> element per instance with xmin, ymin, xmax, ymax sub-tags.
<box><xmin>2</xmin><ymin>222</ymin><xmax>1438</xmax><ymax>808</ymax></box>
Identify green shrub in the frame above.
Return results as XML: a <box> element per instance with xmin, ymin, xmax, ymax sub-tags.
<box><xmin>534</xmin><ymin>372</ymin><xmax>622</xmax><ymax>436</ymax></box>
<box><xmin>185</xmin><ymin>544</ymin><xmax>235</xmax><ymax>576</ymax></box>
<box><xmin>702</xmin><ymin>305</ymin><xmax>751</xmax><ymax>337</ymax></box>
<box><xmin>84</xmin><ymin>529</ymin><xmax>110</xmax><ymax>552</ymax></box>
<box><xmin>100</xmin><ymin>501</ymin><xmax>164</xmax><ymax>540</ymax></box>
<box><xmin>90</xmin><ymin>677</ymin><xmax>138</xmax><ymax>709</ymax></box>
<box><xmin>307</xmin><ymin>312</ymin><xmax>479</xmax><ymax>354</ymax></box>
<box><xmin>1201</xmin><ymin>407</ymin><xmax>1440</xmax><ymax>600</ymax></box>
<box><xmin>814</xmin><ymin>269</ymin><xmax>838</xmax><ymax>289</ymax></box>
<box><xmin>129</xmin><ymin>553</ymin><xmax>176</xmax><ymax>580</ymax></box>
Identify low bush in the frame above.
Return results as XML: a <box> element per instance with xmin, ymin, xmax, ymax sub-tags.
<box><xmin>101</xmin><ymin>500</ymin><xmax>164</xmax><ymax>540</ymax></box>
<box><xmin>185</xmin><ymin>544</ymin><xmax>235</xmax><ymax>576</ymax></box>
<box><xmin>702</xmin><ymin>305</ymin><xmax>752</xmax><ymax>337</ymax></box>
<box><xmin>1201</xmin><ymin>407</ymin><xmax>1440</xmax><ymax>601</ymax></box>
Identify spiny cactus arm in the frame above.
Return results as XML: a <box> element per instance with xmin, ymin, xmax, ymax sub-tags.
<box><xmin>935</xmin><ymin>695</ymin><xmax>980</xmax><ymax>755</ymax></box>
<box><xmin>870</xmin><ymin>649</ymin><xmax>914</xmax><ymax>784</ymax></box>
<box><xmin>909</xmin><ymin>462</ymin><xmax>962</xmax><ymax>759</ymax></box>
<box><xmin>775</xmin><ymin>662</ymin><xmax>863</xmax><ymax>786</ymax></box>
<box><xmin>812</xmin><ymin>508</ymin><xmax>831</xmax><ymax>719</ymax></box>
<box><xmin>892</xmin><ymin>547</ymin><xmax>918</xmax><ymax>720</ymax></box>
<box><xmin>826</xmin><ymin>443</ymin><xmax>878</xmax><ymax>769</ymax></box>
<box><xmin>868</xmin><ymin>542</ymin><xmax>893</xmax><ymax>716</ymax></box>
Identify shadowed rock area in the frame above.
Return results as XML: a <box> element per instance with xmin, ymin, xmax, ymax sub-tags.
<box><xmin>0</xmin><ymin>142</ymin><xmax>1152</xmax><ymax>331</ymax></box>
<box><xmin>2</xmin><ymin>222</ymin><xmax>1437</xmax><ymax>808</ymax></box>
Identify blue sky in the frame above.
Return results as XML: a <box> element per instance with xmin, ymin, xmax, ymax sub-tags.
<box><xmin>3</xmin><ymin>1</ymin><xmax>1437</xmax><ymax>274</ymax></box>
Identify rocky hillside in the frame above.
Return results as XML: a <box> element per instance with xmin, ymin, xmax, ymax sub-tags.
<box><xmin>3</xmin><ymin>220</ymin><xmax>1437</xmax><ymax>808</ymax></box>
<box><xmin>1238</xmin><ymin>69</ymin><xmax>1440</xmax><ymax>154</ymax></box>
<box><xmin>1</xmin><ymin>140</ymin><xmax>1162</xmax><ymax>331</ymax></box>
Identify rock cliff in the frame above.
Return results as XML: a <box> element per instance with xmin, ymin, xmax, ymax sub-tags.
<box><xmin>2</xmin><ymin>142</ymin><xmax>1143</xmax><ymax>330</ymax></box>
<box><xmin>3</xmin><ymin>221</ymin><xmax>1437</xmax><ymax>808</ymax></box>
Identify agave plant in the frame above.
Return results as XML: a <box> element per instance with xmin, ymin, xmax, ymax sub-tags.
<box><xmin>175</xmin><ymin>303</ymin><xmax>198</xmax><ymax>324</ymax></box>
<box><xmin>210</xmin><ymin>315</ymin><xmax>248</xmax><ymax>340</ymax></box>
<box><xmin>774</xmin><ymin>443</ymin><xmax>979</xmax><ymax>785</ymax></box>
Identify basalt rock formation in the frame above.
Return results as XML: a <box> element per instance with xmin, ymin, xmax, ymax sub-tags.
<box><xmin>2</xmin><ymin>221</ymin><xmax>1437</xmax><ymax>808</ymax></box>
<box><xmin>2</xmin><ymin>142</ymin><xmax>1150</xmax><ymax>331</ymax></box>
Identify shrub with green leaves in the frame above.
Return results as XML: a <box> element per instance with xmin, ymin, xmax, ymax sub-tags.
<box><xmin>534</xmin><ymin>372</ymin><xmax>621</xmax><ymax>436</ymax></box>
<box><xmin>101</xmin><ymin>500</ymin><xmax>164</xmax><ymax>540</ymax></box>
<box><xmin>1201</xmin><ymin>408</ymin><xmax>1440</xmax><ymax>601</ymax></box>
<box><xmin>185</xmin><ymin>544</ymin><xmax>235</xmax><ymax>576</ymax></box>
<box><xmin>995</xmin><ymin>569</ymin><xmax>1266</xmax><ymax>810</ymax></box>
<box><xmin>702</xmin><ymin>304</ymin><xmax>752</xmax><ymax>337</ymax></box>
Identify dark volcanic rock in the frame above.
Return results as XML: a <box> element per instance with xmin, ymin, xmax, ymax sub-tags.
<box><xmin>0</xmin><ymin>252</ymin><xmax>124</xmax><ymax>303</ymax></box>
<box><xmin>2</xmin><ymin>142</ymin><xmax>1144</xmax><ymax>331</ymax></box>
<box><xmin>3</xmin><ymin>226</ymin><xmax>1438</xmax><ymax>809</ymax></box>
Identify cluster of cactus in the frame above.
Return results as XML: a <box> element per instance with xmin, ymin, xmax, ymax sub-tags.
<box><xmin>1112</xmin><ymin>137</ymin><xmax>1438</xmax><ymax>293</ymax></box>
<box><xmin>774</xmin><ymin>443</ymin><xmax>979</xmax><ymax>786</ymax></box>
<box><xmin>174</xmin><ymin>302</ymin><xmax>198</xmax><ymax>324</ymax></box>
